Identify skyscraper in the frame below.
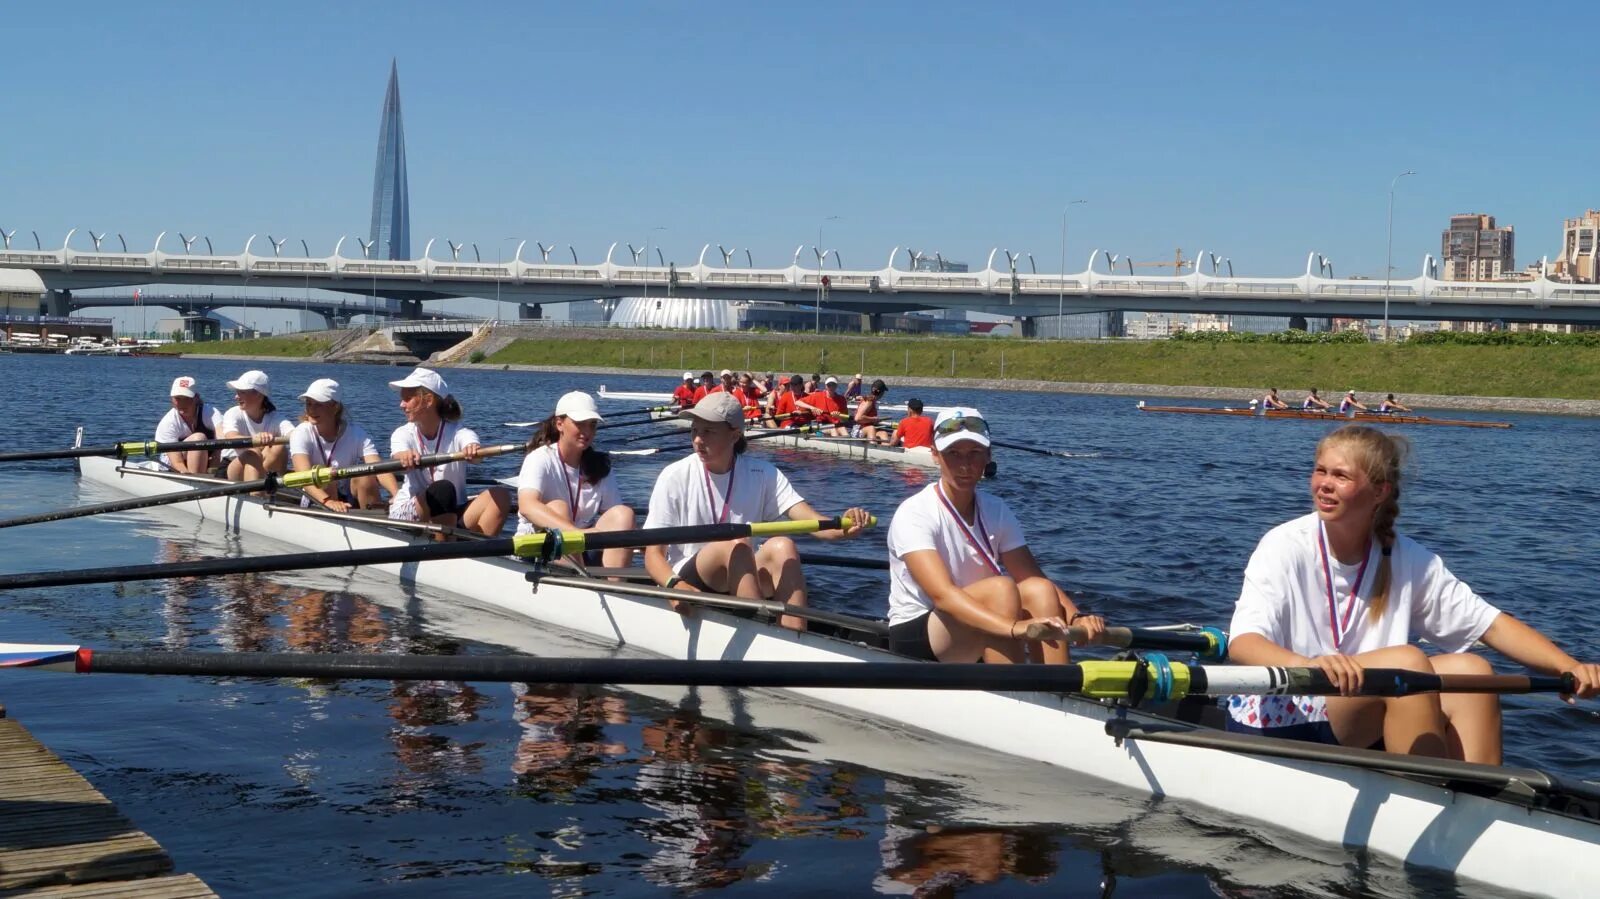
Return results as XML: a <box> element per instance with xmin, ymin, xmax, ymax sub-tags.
<box><xmin>369</xmin><ymin>59</ymin><xmax>410</xmax><ymax>262</ymax></box>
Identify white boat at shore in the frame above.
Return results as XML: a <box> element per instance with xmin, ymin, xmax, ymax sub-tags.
<box><xmin>70</xmin><ymin>445</ymin><xmax>1600</xmax><ymax>897</ymax></box>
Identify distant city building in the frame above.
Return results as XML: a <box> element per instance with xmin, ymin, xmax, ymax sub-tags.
<box><xmin>1441</xmin><ymin>214</ymin><xmax>1514</xmax><ymax>282</ymax></box>
<box><xmin>1125</xmin><ymin>314</ymin><xmax>1184</xmax><ymax>340</ymax></box>
<box><xmin>1554</xmin><ymin>209</ymin><xmax>1600</xmax><ymax>283</ymax></box>
<box><xmin>369</xmin><ymin>60</ymin><xmax>410</xmax><ymax>262</ymax></box>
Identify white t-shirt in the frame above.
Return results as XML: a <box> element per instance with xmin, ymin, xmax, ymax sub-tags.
<box><xmin>515</xmin><ymin>443</ymin><xmax>621</xmax><ymax>533</ymax></box>
<box><xmin>643</xmin><ymin>452</ymin><xmax>804</xmax><ymax>574</ymax></box>
<box><xmin>218</xmin><ymin>406</ymin><xmax>295</xmax><ymax>459</ymax></box>
<box><xmin>886</xmin><ymin>483</ymin><xmax>1026</xmax><ymax>626</ymax></box>
<box><xmin>154</xmin><ymin>404</ymin><xmax>224</xmax><ymax>445</ymax></box>
<box><xmin>288</xmin><ymin>421</ymin><xmax>379</xmax><ymax>469</ymax></box>
<box><xmin>388</xmin><ymin>421</ymin><xmax>481</xmax><ymax>521</ymax></box>
<box><xmin>1227</xmin><ymin>512</ymin><xmax>1501</xmax><ymax>728</ymax></box>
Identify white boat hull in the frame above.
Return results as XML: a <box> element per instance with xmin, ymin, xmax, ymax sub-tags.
<box><xmin>73</xmin><ymin>453</ymin><xmax>1600</xmax><ymax>896</ymax></box>
<box><xmin>646</xmin><ymin>410</ymin><xmax>937</xmax><ymax>469</ymax></box>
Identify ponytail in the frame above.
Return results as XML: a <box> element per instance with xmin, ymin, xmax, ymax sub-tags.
<box><xmin>580</xmin><ymin>447</ymin><xmax>612</xmax><ymax>483</ymax></box>
<box><xmin>437</xmin><ymin>394</ymin><xmax>463</xmax><ymax>422</ymax></box>
<box><xmin>530</xmin><ymin>415</ymin><xmax>561</xmax><ymax>451</ymax></box>
<box><xmin>1369</xmin><ymin>487</ymin><xmax>1401</xmax><ymax>621</ymax></box>
<box><xmin>261</xmin><ymin>396</ymin><xmax>277</xmax><ymax>415</ymax></box>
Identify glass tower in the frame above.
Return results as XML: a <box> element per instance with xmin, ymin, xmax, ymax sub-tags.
<box><xmin>369</xmin><ymin>60</ymin><xmax>410</xmax><ymax>261</ymax></box>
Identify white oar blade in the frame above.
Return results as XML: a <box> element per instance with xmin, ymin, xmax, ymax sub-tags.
<box><xmin>0</xmin><ymin>643</ymin><xmax>82</xmax><ymax>671</ymax></box>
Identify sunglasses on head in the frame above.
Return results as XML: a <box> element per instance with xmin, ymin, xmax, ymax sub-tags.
<box><xmin>935</xmin><ymin>415</ymin><xmax>988</xmax><ymax>436</ymax></box>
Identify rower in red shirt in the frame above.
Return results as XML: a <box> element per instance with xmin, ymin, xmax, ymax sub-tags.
<box><xmin>890</xmin><ymin>398</ymin><xmax>935</xmax><ymax>449</ymax></box>
<box><xmin>769</xmin><ymin>375</ymin><xmax>805</xmax><ymax>427</ymax></box>
<box><xmin>691</xmin><ymin>371</ymin><xmax>714</xmax><ymax>404</ymax></box>
<box><xmin>671</xmin><ymin>372</ymin><xmax>697</xmax><ymax>409</ymax></box>
<box><xmin>707</xmin><ymin>370</ymin><xmax>751</xmax><ymax>410</ymax></box>
<box><xmin>799</xmin><ymin>376</ymin><xmax>850</xmax><ymax>436</ymax></box>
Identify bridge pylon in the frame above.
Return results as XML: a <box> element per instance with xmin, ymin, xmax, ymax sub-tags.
<box><xmin>43</xmin><ymin>289</ymin><xmax>71</xmax><ymax>317</ymax></box>
<box><xmin>397</xmin><ymin>298</ymin><xmax>425</xmax><ymax>320</ymax></box>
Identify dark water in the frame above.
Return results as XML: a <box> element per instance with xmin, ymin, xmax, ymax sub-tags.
<box><xmin>0</xmin><ymin>352</ymin><xmax>1593</xmax><ymax>897</ymax></box>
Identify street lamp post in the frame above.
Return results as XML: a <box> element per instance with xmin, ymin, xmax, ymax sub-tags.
<box><xmin>817</xmin><ymin>215</ymin><xmax>840</xmax><ymax>334</ymax></box>
<box><xmin>643</xmin><ymin>226</ymin><xmax>666</xmax><ymax>311</ymax></box>
<box><xmin>1384</xmin><ymin>170</ymin><xmax>1416</xmax><ymax>342</ymax></box>
<box><xmin>1059</xmin><ymin>199</ymin><xmax>1087</xmax><ymax>339</ymax></box>
<box><xmin>497</xmin><ymin>237</ymin><xmax>518</xmax><ymax>323</ymax></box>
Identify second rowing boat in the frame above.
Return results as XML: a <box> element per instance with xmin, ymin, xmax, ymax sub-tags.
<box><xmin>1136</xmin><ymin>401</ymin><xmax>1514</xmax><ymax>429</ymax></box>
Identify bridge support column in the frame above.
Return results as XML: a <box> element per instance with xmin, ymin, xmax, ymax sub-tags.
<box><xmin>1017</xmin><ymin>316</ymin><xmax>1039</xmax><ymax>338</ymax></box>
<box><xmin>519</xmin><ymin>303</ymin><xmax>543</xmax><ymax>320</ymax></box>
<box><xmin>396</xmin><ymin>299</ymin><xmax>424</xmax><ymax>320</ymax></box>
<box><xmin>43</xmin><ymin>289</ymin><xmax>71</xmax><ymax>318</ymax></box>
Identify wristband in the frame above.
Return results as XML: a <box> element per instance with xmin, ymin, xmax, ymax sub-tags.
<box><xmin>1068</xmin><ymin>612</ymin><xmax>1085</xmax><ymax>625</ymax></box>
<box><xmin>665</xmin><ymin>576</ymin><xmax>682</xmax><ymax>589</ymax></box>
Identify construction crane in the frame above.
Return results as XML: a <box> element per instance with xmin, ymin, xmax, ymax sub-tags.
<box><xmin>1130</xmin><ymin>248</ymin><xmax>1193</xmax><ymax>273</ymax></box>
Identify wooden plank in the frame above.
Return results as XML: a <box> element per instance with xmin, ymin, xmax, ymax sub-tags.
<box><xmin>0</xmin><ymin>834</ymin><xmax>171</xmax><ymax>890</ymax></box>
<box><xmin>0</xmin><ymin>873</ymin><xmax>216</xmax><ymax>898</ymax></box>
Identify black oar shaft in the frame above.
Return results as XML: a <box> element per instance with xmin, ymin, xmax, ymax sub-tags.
<box><xmin>0</xmin><ymin>477</ymin><xmax>274</xmax><ymax>531</ymax></box>
<box><xmin>0</xmin><ymin>436</ymin><xmax>269</xmax><ymax>464</ymax></box>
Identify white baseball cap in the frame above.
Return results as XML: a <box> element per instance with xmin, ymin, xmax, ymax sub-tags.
<box><xmin>682</xmin><ymin>371</ymin><xmax>695</xmax><ymax>380</ymax></box>
<box><xmin>680</xmin><ymin>392</ymin><xmax>744</xmax><ymax>431</ymax></box>
<box><xmin>169</xmin><ymin>376</ymin><xmax>199</xmax><ymax>399</ymax></box>
<box><xmin>933</xmin><ymin>407</ymin><xmax>991</xmax><ymax>452</ymax></box>
<box><xmin>555</xmin><ymin>391</ymin><xmax>604</xmax><ymax>423</ymax></box>
<box><xmin>389</xmin><ymin>367</ymin><xmax>449</xmax><ymax>396</ymax></box>
<box><xmin>226</xmin><ymin>370</ymin><xmax>271</xmax><ymax>395</ymax></box>
<box><xmin>825</xmin><ymin>376</ymin><xmax>839</xmax><ymax>385</ymax></box>
<box><xmin>299</xmin><ymin>378</ymin><xmax>341</xmax><ymax>403</ymax></box>
<box><xmin>719</xmin><ymin>369</ymin><xmax>733</xmax><ymax>378</ymax></box>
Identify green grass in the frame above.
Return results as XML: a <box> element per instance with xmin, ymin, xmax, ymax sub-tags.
<box><xmin>154</xmin><ymin>333</ymin><xmax>340</xmax><ymax>358</ymax></box>
<box><xmin>486</xmin><ymin>334</ymin><xmax>1600</xmax><ymax>399</ymax></box>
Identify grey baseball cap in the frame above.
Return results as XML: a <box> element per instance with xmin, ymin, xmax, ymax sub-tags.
<box><xmin>679</xmin><ymin>392</ymin><xmax>745</xmax><ymax>431</ymax></box>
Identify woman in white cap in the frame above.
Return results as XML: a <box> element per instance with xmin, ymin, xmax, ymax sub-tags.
<box><xmin>388</xmin><ymin>367</ymin><xmax>508</xmax><ymax>535</ymax></box>
<box><xmin>886</xmin><ymin>407</ymin><xmax>1106</xmax><ymax>663</ymax></box>
<box><xmin>220</xmin><ymin>369</ymin><xmax>295</xmax><ymax>482</ymax></box>
<box><xmin>1338</xmin><ymin>390</ymin><xmax>1370</xmax><ymax>415</ymax></box>
<box><xmin>154</xmin><ymin>375</ymin><xmax>225</xmax><ymax>474</ymax></box>
<box><xmin>288</xmin><ymin>378</ymin><xmax>397</xmax><ymax>512</ymax></box>
<box><xmin>516</xmin><ymin>391</ymin><xmax>636</xmax><ymax>568</ymax></box>
<box><xmin>672</xmin><ymin>373</ymin><xmax>697</xmax><ymax>409</ymax></box>
<box><xmin>643</xmin><ymin>392</ymin><xmax>871</xmax><ymax>631</ymax></box>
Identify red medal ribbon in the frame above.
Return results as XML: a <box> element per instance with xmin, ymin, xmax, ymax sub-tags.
<box><xmin>702</xmin><ymin>457</ymin><xmax>735</xmax><ymax>524</ymax></box>
<box><xmin>935</xmin><ymin>483</ymin><xmax>1003</xmax><ymax>576</ymax></box>
<box><xmin>1316</xmin><ymin>522</ymin><xmax>1373</xmax><ymax>652</ymax></box>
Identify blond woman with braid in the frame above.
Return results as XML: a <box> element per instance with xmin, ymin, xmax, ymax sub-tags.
<box><xmin>1226</xmin><ymin>425</ymin><xmax>1600</xmax><ymax>763</ymax></box>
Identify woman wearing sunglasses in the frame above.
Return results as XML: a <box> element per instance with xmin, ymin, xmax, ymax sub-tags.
<box><xmin>886</xmin><ymin>407</ymin><xmax>1106</xmax><ymax>663</ymax></box>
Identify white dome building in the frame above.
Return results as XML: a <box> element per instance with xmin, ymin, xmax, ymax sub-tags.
<box><xmin>607</xmin><ymin>297</ymin><xmax>742</xmax><ymax>331</ymax></box>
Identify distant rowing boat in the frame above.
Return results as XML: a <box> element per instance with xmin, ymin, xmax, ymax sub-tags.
<box><xmin>646</xmin><ymin>408</ymin><xmax>937</xmax><ymax>468</ymax></box>
<box><xmin>1136</xmin><ymin>402</ymin><xmax>1513</xmax><ymax>430</ymax></box>
<box><xmin>597</xmin><ymin>386</ymin><xmax>954</xmax><ymax>416</ymax></box>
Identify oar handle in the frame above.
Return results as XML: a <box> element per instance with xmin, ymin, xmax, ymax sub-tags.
<box><xmin>508</xmin><ymin>516</ymin><xmax>875</xmax><ymax>559</ymax></box>
<box><xmin>281</xmin><ymin>443</ymin><xmax>522</xmax><ymax>489</ymax></box>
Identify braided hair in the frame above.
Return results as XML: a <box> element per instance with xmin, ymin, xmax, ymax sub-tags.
<box><xmin>1316</xmin><ymin>425</ymin><xmax>1409</xmax><ymax>621</ymax></box>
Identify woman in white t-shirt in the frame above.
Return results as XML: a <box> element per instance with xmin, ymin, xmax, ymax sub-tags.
<box><xmin>288</xmin><ymin>378</ymin><xmax>397</xmax><ymax>513</ymax></box>
<box><xmin>219</xmin><ymin>369</ymin><xmax>295</xmax><ymax>482</ymax></box>
<box><xmin>886</xmin><ymin>407</ymin><xmax>1105</xmax><ymax>664</ymax></box>
<box><xmin>516</xmin><ymin>391</ymin><xmax>636</xmax><ymax>568</ymax></box>
<box><xmin>154</xmin><ymin>375</ymin><xmax>225</xmax><ymax>474</ymax></box>
<box><xmin>1228</xmin><ymin>425</ymin><xmax>1599</xmax><ymax>763</ymax></box>
<box><xmin>642</xmin><ymin>392</ymin><xmax>871</xmax><ymax>631</ymax></box>
<box><xmin>387</xmin><ymin>367</ymin><xmax>509</xmax><ymax>536</ymax></box>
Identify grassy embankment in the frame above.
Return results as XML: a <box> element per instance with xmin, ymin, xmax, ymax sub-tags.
<box><xmin>153</xmin><ymin>333</ymin><xmax>340</xmax><ymax>358</ymax></box>
<box><xmin>487</xmin><ymin>334</ymin><xmax>1600</xmax><ymax>400</ymax></box>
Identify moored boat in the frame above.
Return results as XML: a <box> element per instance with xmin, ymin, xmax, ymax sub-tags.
<box><xmin>70</xmin><ymin>445</ymin><xmax>1600</xmax><ymax>896</ymax></box>
<box><xmin>1136</xmin><ymin>401</ymin><xmax>1514</xmax><ymax>429</ymax></box>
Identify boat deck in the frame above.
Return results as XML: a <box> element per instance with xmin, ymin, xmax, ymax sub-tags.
<box><xmin>0</xmin><ymin>707</ymin><xmax>217</xmax><ymax>897</ymax></box>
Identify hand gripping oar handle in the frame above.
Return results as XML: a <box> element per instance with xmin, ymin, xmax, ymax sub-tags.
<box><xmin>280</xmin><ymin>443</ymin><xmax>523</xmax><ymax>489</ymax></box>
<box><xmin>0</xmin><ymin>435</ymin><xmax>281</xmax><ymax>464</ymax></box>
<box><xmin>0</xmin><ymin>517</ymin><xmax>874</xmax><ymax>590</ymax></box>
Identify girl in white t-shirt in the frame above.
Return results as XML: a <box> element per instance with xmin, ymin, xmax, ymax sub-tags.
<box><xmin>1228</xmin><ymin>425</ymin><xmax>1599</xmax><ymax>763</ymax></box>
<box><xmin>155</xmin><ymin>375</ymin><xmax>224</xmax><ymax>474</ymax></box>
<box><xmin>288</xmin><ymin>378</ymin><xmax>398</xmax><ymax>513</ymax></box>
<box><xmin>642</xmin><ymin>392</ymin><xmax>871</xmax><ymax>631</ymax></box>
<box><xmin>516</xmin><ymin>391</ymin><xmax>636</xmax><ymax>569</ymax></box>
<box><xmin>886</xmin><ymin>407</ymin><xmax>1105</xmax><ymax>664</ymax></box>
<box><xmin>387</xmin><ymin>367</ymin><xmax>509</xmax><ymax>536</ymax></box>
<box><xmin>220</xmin><ymin>370</ymin><xmax>295</xmax><ymax>482</ymax></box>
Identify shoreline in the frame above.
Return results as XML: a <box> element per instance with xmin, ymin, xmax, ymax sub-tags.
<box><xmin>154</xmin><ymin>351</ymin><xmax>1600</xmax><ymax>417</ymax></box>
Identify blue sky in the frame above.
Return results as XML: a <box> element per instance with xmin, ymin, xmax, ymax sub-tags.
<box><xmin>5</xmin><ymin>1</ymin><xmax>1592</xmax><ymax>289</ymax></box>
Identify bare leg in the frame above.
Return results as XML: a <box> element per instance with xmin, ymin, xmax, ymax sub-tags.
<box><xmin>594</xmin><ymin>504</ymin><xmax>638</xmax><ymax>570</ymax></box>
<box><xmin>926</xmin><ymin>575</ymin><xmax>1025</xmax><ymax>664</ymax></box>
<box><xmin>688</xmin><ymin>539</ymin><xmax>762</xmax><ymax>600</ymax></box>
<box><xmin>350</xmin><ymin>476</ymin><xmax>381</xmax><ymax>510</ymax></box>
<box><xmin>754</xmin><ymin>536</ymin><xmax>807</xmax><ymax>631</ymax></box>
<box><xmin>1325</xmin><ymin>644</ymin><xmax>1448</xmax><ymax>757</ymax></box>
<box><xmin>1430</xmin><ymin>652</ymin><xmax>1502</xmax><ymax>764</ymax></box>
<box><xmin>181</xmin><ymin>433</ymin><xmax>211</xmax><ymax>474</ymax></box>
<box><xmin>1016</xmin><ymin>576</ymin><xmax>1069</xmax><ymax>664</ymax></box>
<box><xmin>462</xmin><ymin>487</ymin><xmax>510</xmax><ymax>536</ymax></box>
<box><xmin>261</xmin><ymin>444</ymin><xmax>288</xmax><ymax>474</ymax></box>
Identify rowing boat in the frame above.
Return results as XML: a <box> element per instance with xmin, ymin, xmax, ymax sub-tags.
<box><xmin>71</xmin><ymin>440</ymin><xmax>1600</xmax><ymax>896</ymax></box>
<box><xmin>597</xmin><ymin>385</ymin><xmax>953</xmax><ymax>416</ymax></box>
<box><xmin>1135</xmin><ymin>401</ymin><xmax>1514</xmax><ymax>429</ymax></box>
<box><xmin>643</xmin><ymin>408</ymin><xmax>937</xmax><ymax>468</ymax></box>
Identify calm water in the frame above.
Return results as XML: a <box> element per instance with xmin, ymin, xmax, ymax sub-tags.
<box><xmin>0</xmin><ymin>352</ymin><xmax>1594</xmax><ymax>898</ymax></box>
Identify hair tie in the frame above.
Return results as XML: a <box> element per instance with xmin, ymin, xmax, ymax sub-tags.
<box><xmin>1381</xmin><ymin>545</ymin><xmax>1393</xmax><ymax>557</ymax></box>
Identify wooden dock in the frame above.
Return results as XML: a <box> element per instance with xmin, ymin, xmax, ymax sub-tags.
<box><xmin>0</xmin><ymin>710</ymin><xmax>216</xmax><ymax>897</ymax></box>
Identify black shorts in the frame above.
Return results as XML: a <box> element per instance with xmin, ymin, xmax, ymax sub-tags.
<box><xmin>678</xmin><ymin>553</ymin><xmax>762</xmax><ymax>621</ymax></box>
<box><xmin>420</xmin><ymin>481</ymin><xmax>467</xmax><ymax>519</ymax></box>
<box><xmin>888</xmin><ymin>611</ymin><xmax>938</xmax><ymax>661</ymax></box>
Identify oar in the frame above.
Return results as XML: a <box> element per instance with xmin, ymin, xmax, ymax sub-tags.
<box><xmin>989</xmin><ymin>439</ymin><xmax>1097</xmax><ymax>460</ymax></box>
<box><xmin>0</xmin><ymin>517</ymin><xmax>872</xmax><ymax>590</ymax></box>
<box><xmin>1019</xmin><ymin>623</ymin><xmax>1228</xmax><ymax>660</ymax></box>
<box><xmin>616</xmin><ymin>417</ymin><xmax>812</xmax><ymax>446</ymax></box>
<box><xmin>0</xmin><ymin>443</ymin><xmax>523</xmax><ymax>531</ymax></box>
<box><xmin>505</xmin><ymin>404</ymin><xmax>682</xmax><ymax>427</ymax></box>
<box><xmin>0</xmin><ymin>435</ymin><xmax>284</xmax><ymax>464</ymax></box>
<box><xmin>0</xmin><ymin>649</ymin><xmax>1572</xmax><ymax>700</ymax></box>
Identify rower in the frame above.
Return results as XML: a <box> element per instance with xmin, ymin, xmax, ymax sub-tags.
<box><xmin>642</xmin><ymin>393</ymin><xmax>871</xmax><ymax>631</ymax></box>
<box><xmin>843</xmin><ymin>373</ymin><xmax>864</xmax><ymax>400</ymax></box>
<box><xmin>219</xmin><ymin>370</ymin><xmax>294</xmax><ymax>482</ymax></box>
<box><xmin>671</xmin><ymin>373</ymin><xmax>697</xmax><ymax>409</ymax></box>
<box><xmin>516</xmin><ymin>391</ymin><xmax>637</xmax><ymax>570</ymax></box>
<box><xmin>387</xmin><ymin>367</ymin><xmax>510</xmax><ymax>536</ymax></box>
<box><xmin>1302</xmin><ymin>388</ymin><xmax>1331</xmax><ymax>411</ymax></box>
<box><xmin>1261</xmin><ymin>387</ymin><xmax>1289</xmax><ymax>410</ymax></box>
<box><xmin>1339</xmin><ymin>389</ymin><xmax>1369</xmax><ymax>415</ymax></box>
<box><xmin>738</xmin><ymin>372</ymin><xmax>764</xmax><ymax>409</ymax></box>
<box><xmin>763</xmin><ymin>375</ymin><xmax>800</xmax><ymax>429</ymax></box>
<box><xmin>1379</xmin><ymin>393</ymin><xmax>1412</xmax><ymax>413</ymax></box>
<box><xmin>798</xmin><ymin>375</ymin><xmax>850</xmax><ymax>436</ymax></box>
<box><xmin>691</xmin><ymin>371</ymin><xmax>714</xmax><ymax>404</ymax></box>
<box><xmin>155</xmin><ymin>375</ymin><xmax>224</xmax><ymax>474</ymax></box>
<box><xmin>289</xmin><ymin>378</ymin><xmax>396</xmax><ymax>512</ymax></box>
<box><xmin>1226</xmin><ymin>425</ymin><xmax>1600</xmax><ymax>762</ymax></box>
<box><xmin>886</xmin><ymin>407</ymin><xmax>1106</xmax><ymax>663</ymax></box>
<box><xmin>889</xmin><ymin>399</ymin><xmax>934</xmax><ymax>450</ymax></box>
<box><xmin>852</xmin><ymin>379</ymin><xmax>891</xmax><ymax>444</ymax></box>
